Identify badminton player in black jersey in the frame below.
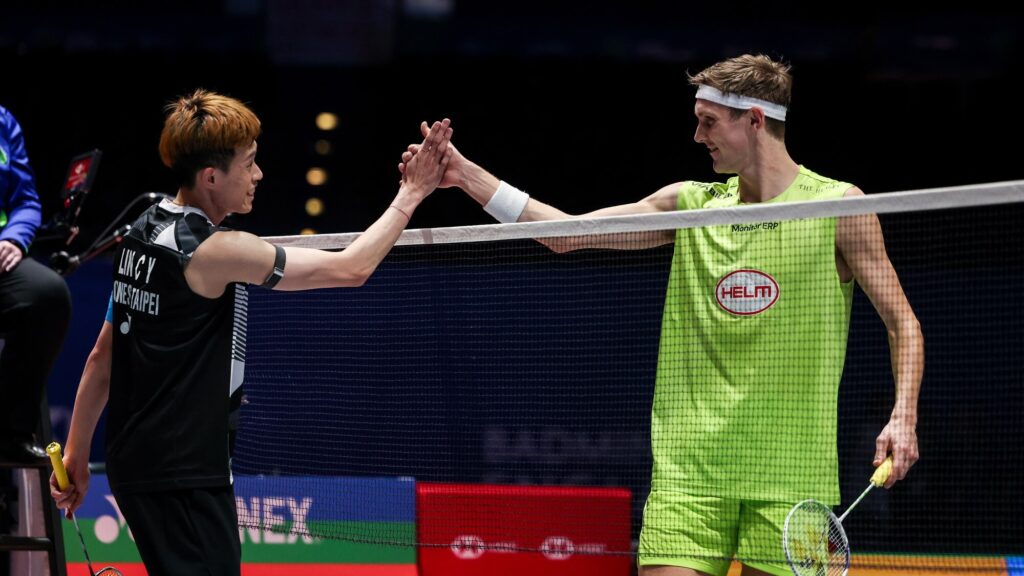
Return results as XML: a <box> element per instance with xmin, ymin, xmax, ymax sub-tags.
<box><xmin>50</xmin><ymin>89</ymin><xmax>452</xmax><ymax>575</ymax></box>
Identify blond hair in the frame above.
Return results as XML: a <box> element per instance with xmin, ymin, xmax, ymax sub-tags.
<box><xmin>689</xmin><ymin>54</ymin><xmax>792</xmax><ymax>139</ymax></box>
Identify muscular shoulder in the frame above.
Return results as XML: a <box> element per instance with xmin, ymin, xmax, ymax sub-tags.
<box><xmin>192</xmin><ymin>230</ymin><xmax>273</xmax><ymax>272</ymax></box>
<box><xmin>641</xmin><ymin>182</ymin><xmax>686</xmax><ymax>211</ymax></box>
<box><xmin>799</xmin><ymin>167</ymin><xmax>856</xmax><ymax>199</ymax></box>
<box><xmin>196</xmin><ymin>229</ymin><xmax>261</xmax><ymax>252</ymax></box>
<box><xmin>186</xmin><ymin>230</ymin><xmax>275</xmax><ymax>296</ymax></box>
<box><xmin>640</xmin><ymin>180</ymin><xmax>733</xmax><ymax>212</ymax></box>
<box><xmin>673</xmin><ymin>179</ymin><xmax>735</xmax><ymax>210</ymax></box>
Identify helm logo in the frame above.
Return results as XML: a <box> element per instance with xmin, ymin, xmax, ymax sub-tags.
<box><xmin>715</xmin><ymin>269</ymin><xmax>780</xmax><ymax>315</ymax></box>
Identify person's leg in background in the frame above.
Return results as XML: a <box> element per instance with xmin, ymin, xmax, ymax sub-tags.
<box><xmin>0</xmin><ymin>258</ymin><xmax>71</xmax><ymax>461</ymax></box>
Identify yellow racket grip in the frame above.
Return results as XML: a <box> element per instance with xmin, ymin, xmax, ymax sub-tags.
<box><xmin>870</xmin><ymin>456</ymin><xmax>894</xmax><ymax>487</ymax></box>
<box><xmin>46</xmin><ymin>442</ymin><xmax>70</xmax><ymax>491</ymax></box>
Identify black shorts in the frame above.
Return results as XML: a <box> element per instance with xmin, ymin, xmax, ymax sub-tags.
<box><xmin>112</xmin><ymin>485</ymin><xmax>241</xmax><ymax>576</ymax></box>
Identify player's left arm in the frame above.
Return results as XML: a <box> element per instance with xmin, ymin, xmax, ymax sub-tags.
<box><xmin>837</xmin><ymin>187</ymin><xmax>923</xmax><ymax>488</ymax></box>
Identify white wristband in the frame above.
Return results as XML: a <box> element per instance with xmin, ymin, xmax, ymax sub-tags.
<box><xmin>483</xmin><ymin>180</ymin><xmax>530</xmax><ymax>223</ymax></box>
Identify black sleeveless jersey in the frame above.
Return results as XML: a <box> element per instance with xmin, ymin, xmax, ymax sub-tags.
<box><xmin>106</xmin><ymin>200</ymin><xmax>247</xmax><ymax>493</ymax></box>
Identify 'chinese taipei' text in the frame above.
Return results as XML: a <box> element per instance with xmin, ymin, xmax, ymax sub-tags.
<box><xmin>113</xmin><ymin>247</ymin><xmax>161</xmax><ymax>315</ymax></box>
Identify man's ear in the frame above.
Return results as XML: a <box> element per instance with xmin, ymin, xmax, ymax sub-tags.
<box><xmin>199</xmin><ymin>166</ymin><xmax>217</xmax><ymax>186</ymax></box>
<box><xmin>749</xmin><ymin>107</ymin><xmax>766</xmax><ymax>130</ymax></box>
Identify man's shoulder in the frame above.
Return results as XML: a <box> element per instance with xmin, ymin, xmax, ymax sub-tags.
<box><xmin>129</xmin><ymin>203</ymin><xmax>222</xmax><ymax>257</ymax></box>
<box><xmin>798</xmin><ymin>166</ymin><xmax>855</xmax><ymax>198</ymax></box>
<box><xmin>185</xmin><ymin>228</ymin><xmax>272</xmax><ymax>295</ymax></box>
<box><xmin>674</xmin><ymin>179</ymin><xmax>735</xmax><ymax>209</ymax></box>
<box><xmin>191</xmin><ymin>229</ymin><xmax>266</xmax><ymax>265</ymax></box>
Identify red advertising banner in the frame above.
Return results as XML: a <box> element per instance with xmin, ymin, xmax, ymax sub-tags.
<box><xmin>417</xmin><ymin>483</ymin><xmax>632</xmax><ymax>576</ymax></box>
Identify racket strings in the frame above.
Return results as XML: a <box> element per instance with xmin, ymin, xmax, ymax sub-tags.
<box><xmin>784</xmin><ymin>501</ymin><xmax>849</xmax><ymax>576</ymax></box>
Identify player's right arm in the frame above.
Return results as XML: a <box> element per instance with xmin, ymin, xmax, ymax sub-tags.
<box><xmin>51</xmin><ymin>320</ymin><xmax>113</xmax><ymax>517</ymax></box>
<box><xmin>464</xmin><ymin>160</ymin><xmax>680</xmax><ymax>251</ymax></box>
<box><xmin>514</xmin><ymin>180</ymin><xmax>680</xmax><ymax>252</ymax></box>
<box><xmin>399</xmin><ymin>124</ymin><xmax>680</xmax><ymax>251</ymax></box>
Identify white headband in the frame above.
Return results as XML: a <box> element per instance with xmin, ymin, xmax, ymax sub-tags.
<box><xmin>695</xmin><ymin>85</ymin><xmax>787</xmax><ymax>121</ymax></box>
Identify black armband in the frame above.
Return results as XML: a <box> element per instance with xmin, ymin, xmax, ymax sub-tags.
<box><xmin>261</xmin><ymin>245</ymin><xmax>286</xmax><ymax>288</ymax></box>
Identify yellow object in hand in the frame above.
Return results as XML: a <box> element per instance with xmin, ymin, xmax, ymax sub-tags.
<box><xmin>870</xmin><ymin>456</ymin><xmax>894</xmax><ymax>487</ymax></box>
<box><xmin>46</xmin><ymin>442</ymin><xmax>70</xmax><ymax>491</ymax></box>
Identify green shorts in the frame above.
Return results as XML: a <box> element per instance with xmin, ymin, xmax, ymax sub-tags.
<box><xmin>638</xmin><ymin>489</ymin><xmax>792</xmax><ymax>576</ymax></box>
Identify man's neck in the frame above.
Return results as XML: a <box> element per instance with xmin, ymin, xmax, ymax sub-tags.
<box><xmin>173</xmin><ymin>190</ymin><xmax>224</xmax><ymax>225</ymax></box>
<box><xmin>736</xmin><ymin>146</ymin><xmax>800</xmax><ymax>204</ymax></box>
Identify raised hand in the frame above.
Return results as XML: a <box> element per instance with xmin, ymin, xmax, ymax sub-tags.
<box><xmin>400</xmin><ymin>119</ymin><xmax>454</xmax><ymax>199</ymax></box>
<box><xmin>399</xmin><ymin>120</ymin><xmax>466</xmax><ymax>190</ymax></box>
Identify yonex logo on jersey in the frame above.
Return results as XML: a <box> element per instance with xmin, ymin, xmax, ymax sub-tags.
<box><xmin>715</xmin><ymin>269</ymin><xmax>780</xmax><ymax>315</ymax></box>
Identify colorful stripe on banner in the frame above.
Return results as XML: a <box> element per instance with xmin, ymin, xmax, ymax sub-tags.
<box><xmin>64</xmin><ymin>474</ymin><xmax>416</xmax><ymax>568</ymax></box>
<box><xmin>850</xmin><ymin>554</ymin><xmax>1010</xmax><ymax>576</ymax></box>
<box><xmin>68</xmin><ymin>563</ymin><xmax>418</xmax><ymax>576</ymax></box>
<box><xmin>241</xmin><ymin>565</ymin><xmax>418</xmax><ymax>576</ymax></box>
<box><xmin>234</xmin><ymin>475</ymin><xmax>416</xmax><ymax>523</ymax></box>
<box><xmin>72</xmin><ymin>558</ymin><xmax>1019</xmax><ymax>576</ymax></box>
<box><xmin>64</xmin><ymin>519</ymin><xmax>415</xmax><ymax>564</ymax></box>
<box><xmin>239</xmin><ymin>521</ymin><xmax>415</xmax><ymax>563</ymax></box>
<box><xmin>724</xmin><ymin>555</ymin><xmax>1014</xmax><ymax>576</ymax></box>
<box><xmin>67</xmin><ymin>563</ymin><xmax>146</xmax><ymax>576</ymax></box>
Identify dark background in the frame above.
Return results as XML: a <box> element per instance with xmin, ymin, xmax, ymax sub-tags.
<box><xmin>4</xmin><ymin>2</ymin><xmax>1022</xmax><ymax>241</ymax></box>
<box><xmin>4</xmin><ymin>0</ymin><xmax>1021</xmax><ymax>561</ymax></box>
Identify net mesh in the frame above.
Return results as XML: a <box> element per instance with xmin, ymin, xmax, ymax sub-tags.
<box><xmin>232</xmin><ymin>181</ymin><xmax>1024</xmax><ymax>573</ymax></box>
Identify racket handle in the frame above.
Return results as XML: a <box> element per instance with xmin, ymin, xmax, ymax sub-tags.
<box><xmin>870</xmin><ymin>456</ymin><xmax>894</xmax><ymax>487</ymax></box>
<box><xmin>46</xmin><ymin>442</ymin><xmax>70</xmax><ymax>491</ymax></box>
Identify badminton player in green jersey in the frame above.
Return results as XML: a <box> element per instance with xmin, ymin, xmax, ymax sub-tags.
<box><xmin>401</xmin><ymin>54</ymin><xmax>922</xmax><ymax>576</ymax></box>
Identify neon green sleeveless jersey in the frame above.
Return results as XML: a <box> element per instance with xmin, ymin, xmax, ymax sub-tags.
<box><xmin>652</xmin><ymin>166</ymin><xmax>854</xmax><ymax>504</ymax></box>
